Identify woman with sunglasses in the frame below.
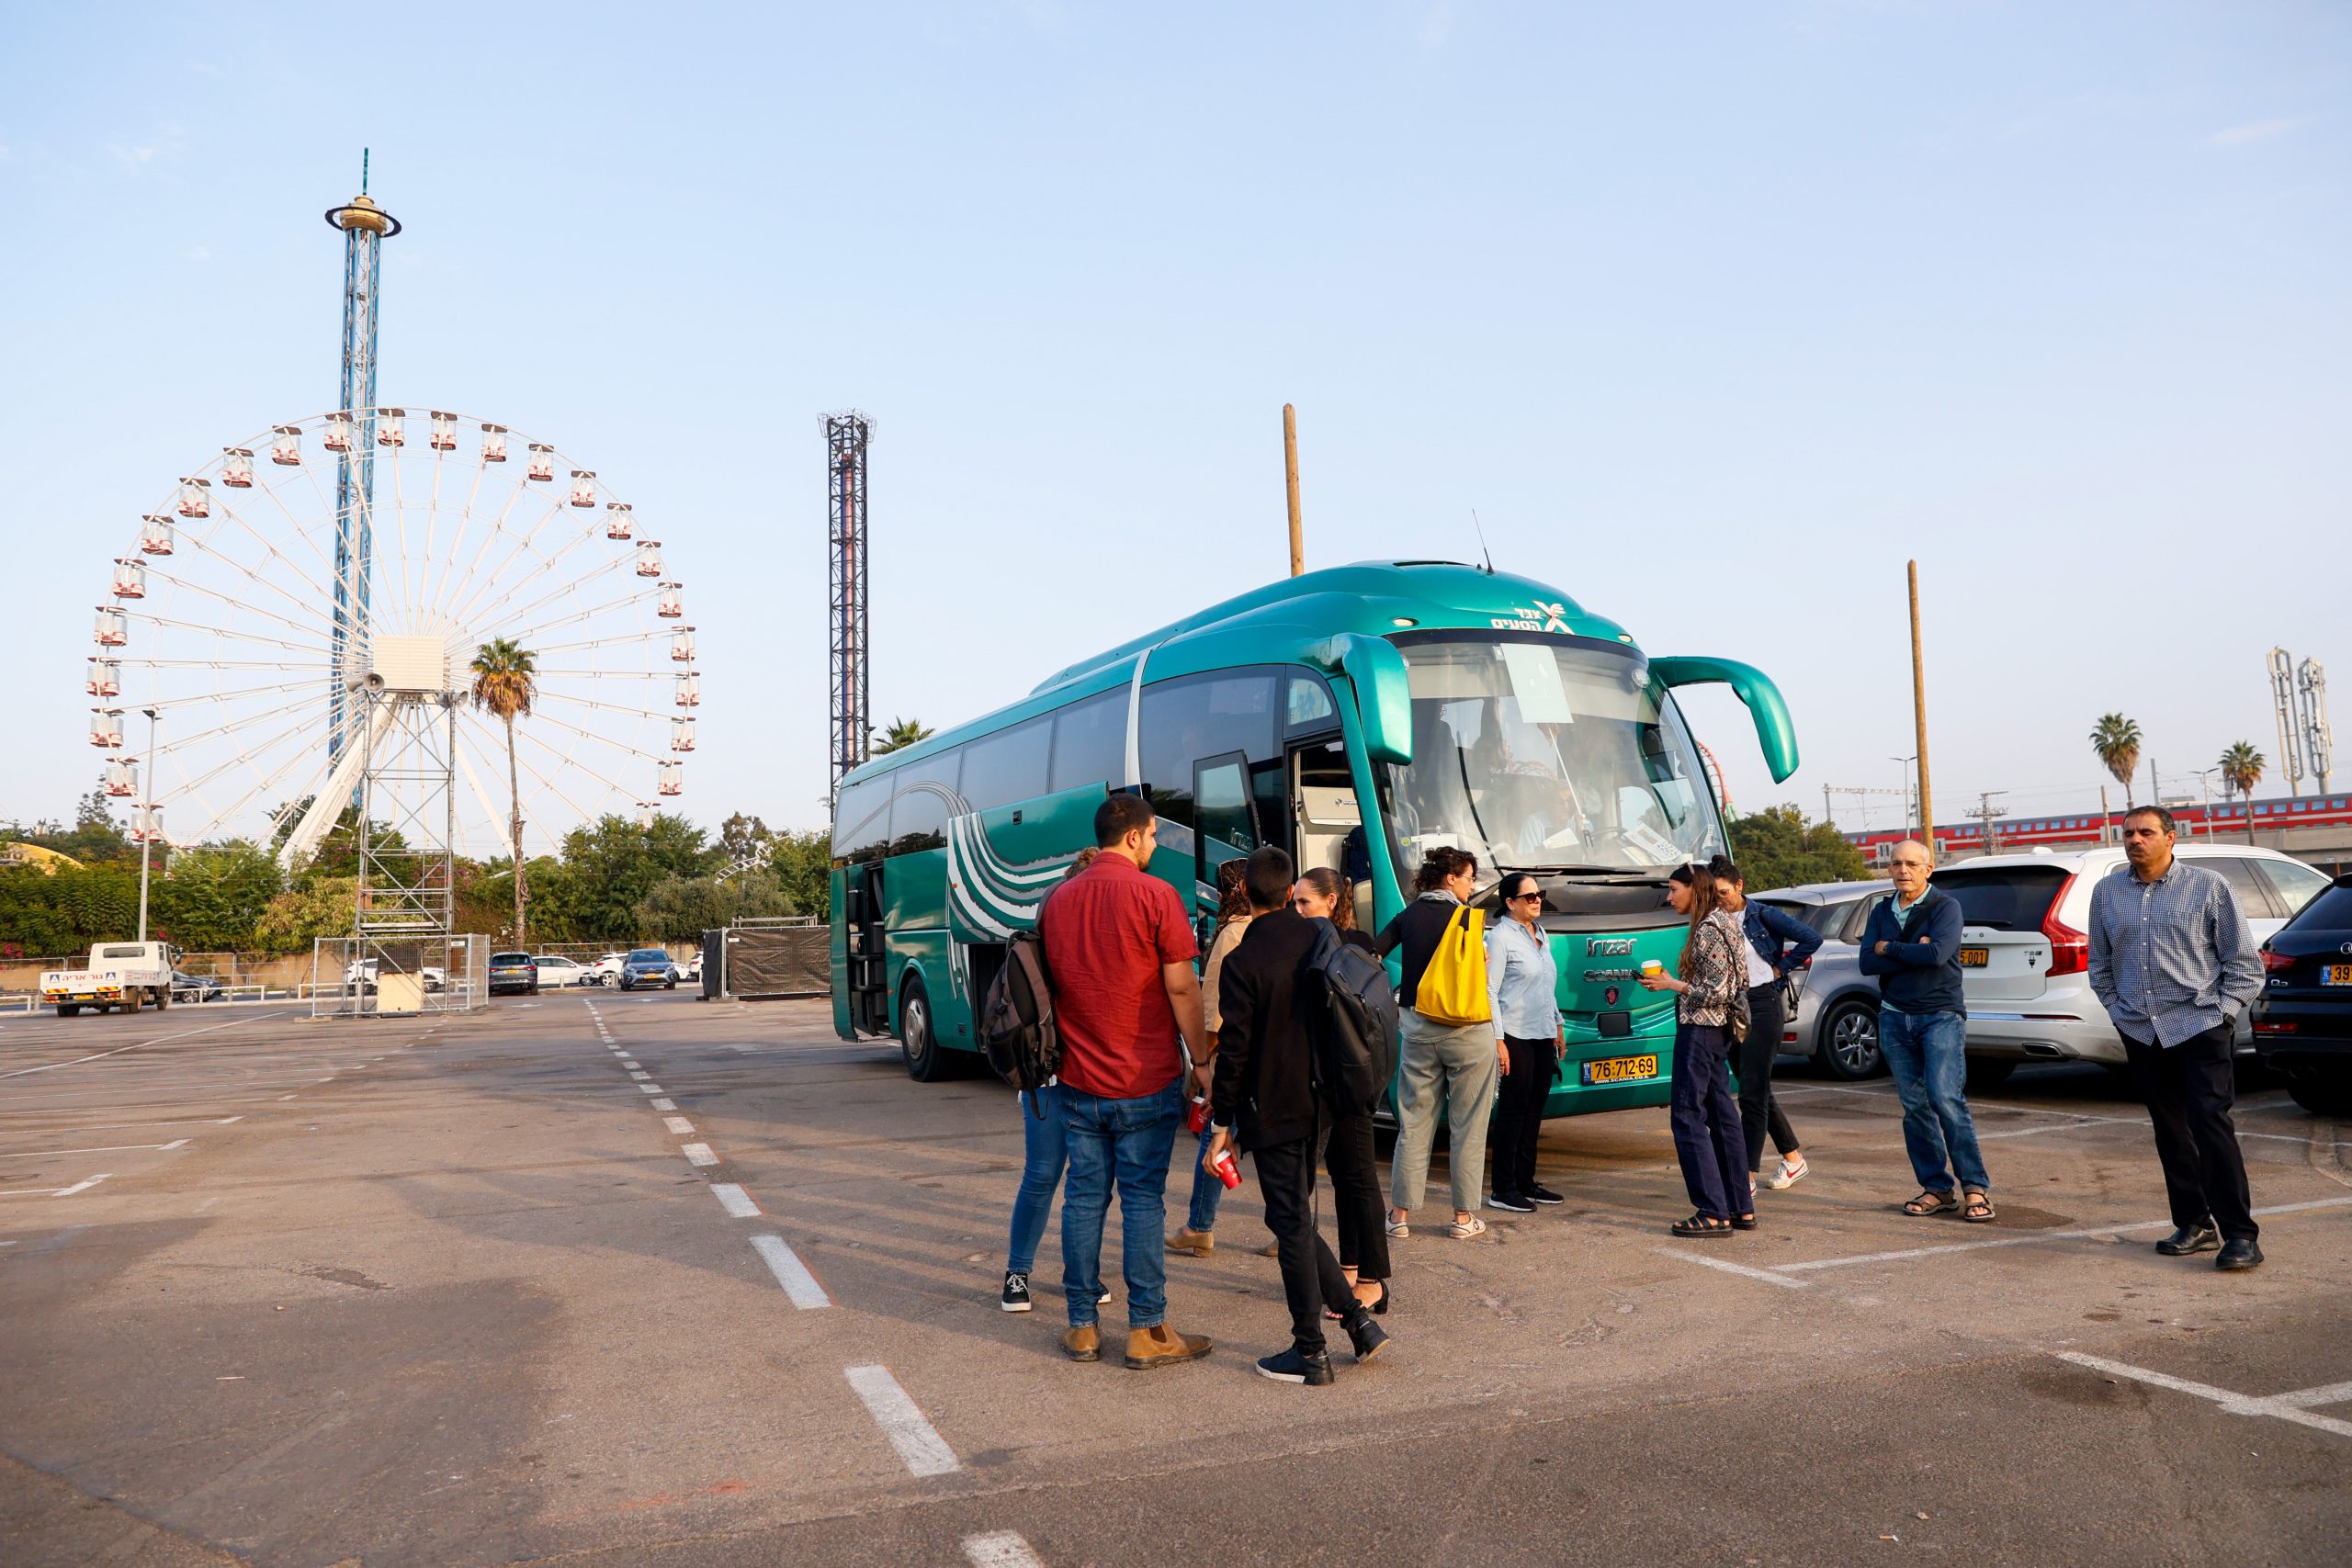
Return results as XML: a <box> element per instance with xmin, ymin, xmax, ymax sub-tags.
<box><xmin>1484</xmin><ymin>871</ymin><xmax>1566</xmax><ymax>1213</ymax></box>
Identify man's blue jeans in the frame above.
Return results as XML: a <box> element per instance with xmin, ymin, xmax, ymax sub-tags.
<box><xmin>1876</xmin><ymin>1009</ymin><xmax>1990</xmax><ymax>1193</ymax></box>
<box><xmin>1003</xmin><ymin>1083</ymin><xmax>1066</xmax><ymax>1277</ymax></box>
<box><xmin>1058</xmin><ymin>1080</ymin><xmax>1182</xmax><ymax>1328</ymax></box>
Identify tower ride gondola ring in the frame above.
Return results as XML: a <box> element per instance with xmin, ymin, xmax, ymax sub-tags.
<box><xmin>85</xmin><ymin>410</ymin><xmax>695</xmax><ymax>869</ymax></box>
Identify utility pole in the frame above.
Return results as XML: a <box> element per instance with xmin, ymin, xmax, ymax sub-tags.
<box><xmin>1968</xmin><ymin>790</ymin><xmax>2009</xmax><ymax>854</ymax></box>
<box><xmin>1907</xmin><ymin>561</ymin><xmax>1935</xmax><ymax>863</ymax></box>
<box><xmin>2099</xmin><ymin>784</ymin><xmax>2111</xmax><ymax>844</ymax></box>
<box><xmin>2192</xmin><ymin>768</ymin><xmax>2219</xmax><ymax>839</ymax></box>
<box><xmin>1283</xmin><ymin>403</ymin><xmax>1305</xmax><ymax>577</ymax></box>
<box><xmin>2147</xmin><ymin>756</ymin><xmax>2159</xmax><ymax>809</ymax></box>
<box><xmin>135</xmin><ymin>707</ymin><xmax>159</xmax><ymax>942</ymax></box>
<box><xmin>1890</xmin><ymin>756</ymin><xmax>1917</xmax><ymax>841</ymax></box>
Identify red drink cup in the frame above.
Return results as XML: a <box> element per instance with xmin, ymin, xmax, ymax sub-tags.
<box><xmin>1212</xmin><ymin>1148</ymin><xmax>1240</xmax><ymax>1190</ymax></box>
<box><xmin>1187</xmin><ymin>1095</ymin><xmax>1209</xmax><ymax>1134</ymax></box>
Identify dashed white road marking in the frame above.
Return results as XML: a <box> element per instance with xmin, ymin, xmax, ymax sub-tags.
<box><xmin>844</xmin><ymin>1364</ymin><xmax>959</xmax><ymax>1477</ymax></box>
<box><xmin>650</xmin><ymin>1098</ymin><xmax>677</xmax><ymax>1111</ymax></box>
<box><xmin>710</xmin><ymin>1183</ymin><xmax>760</xmax><ymax>1218</ymax></box>
<box><xmin>1773</xmin><ymin>1195</ymin><xmax>2352</xmax><ymax>1276</ymax></box>
<box><xmin>681</xmin><ymin>1143</ymin><xmax>718</xmax><ymax>1167</ymax></box>
<box><xmin>0</xmin><ymin>1139</ymin><xmax>188</xmax><ymax>1159</ymax></box>
<box><xmin>638</xmin><ymin>1084</ymin><xmax>663</xmax><ymax>1095</ymax></box>
<box><xmin>964</xmin><ymin>1530</ymin><xmax>1047</xmax><ymax>1568</ymax></box>
<box><xmin>750</xmin><ymin>1234</ymin><xmax>831</xmax><ymax>1308</ymax></box>
<box><xmin>620</xmin><ymin>1059</ymin><xmax>641</xmax><ymax>1070</ymax></box>
<box><xmin>2053</xmin><ymin>1353</ymin><xmax>2352</xmax><ymax>1438</ymax></box>
<box><xmin>628</xmin><ymin>1071</ymin><xmax>652</xmax><ymax>1080</ymax></box>
<box><xmin>662</xmin><ymin>1116</ymin><xmax>695</xmax><ymax>1135</ymax></box>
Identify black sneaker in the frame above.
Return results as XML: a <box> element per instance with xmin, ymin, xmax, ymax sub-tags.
<box><xmin>1001</xmin><ymin>1270</ymin><xmax>1033</xmax><ymax>1313</ymax></box>
<box><xmin>1526</xmin><ymin>1184</ymin><xmax>1566</xmax><ymax>1205</ymax></box>
<box><xmin>1485</xmin><ymin>1191</ymin><xmax>1534</xmax><ymax>1213</ymax></box>
<box><xmin>1255</xmin><ymin>1345</ymin><xmax>1334</xmax><ymax>1385</ymax></box>
<box><xmin>1344</xmin><ymin>1310</ymin><xmax>1389</xmax><ymax>1364</ymax></box>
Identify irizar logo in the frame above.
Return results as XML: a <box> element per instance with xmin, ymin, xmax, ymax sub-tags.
<box><xmin>1587</xmin><ymin>938</ymin><xmax>1634</xmax><ymax>956</ymax></box>
<box><xmin>1490</xmin><ymin>600</ymin><xmax>1570</xmax><ymax>634</ymax></box>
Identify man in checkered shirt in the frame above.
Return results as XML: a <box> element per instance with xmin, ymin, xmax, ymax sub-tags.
<box><xmin>2087</xmin><ymin>806</ymin><xmax>2266</xmax><ymax>1271</ymax></box>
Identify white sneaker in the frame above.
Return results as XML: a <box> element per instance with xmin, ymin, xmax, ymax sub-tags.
<box><xmin>1766</xmin><ymin>1156</ymin><xmax>1809</xmax><ymax>1190</ymax></box>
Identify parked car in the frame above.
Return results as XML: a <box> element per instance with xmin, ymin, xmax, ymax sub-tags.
<box><xmin>1931</xmin><ymin>845</ymin><xmax>2330</xmax><ymax>1088</ymax></box>
<box><xmin>617</xmin><ymin>948</ymin><xmax>679</xmax><ymax>991</ymax></box>
<box><xmin>171</xmin><ymin>970</ymin><xmax>225</xmax><ymax>1004</ymax></box>
<box><xmin>342</xmin><ymin>959</ymin><xmax>447</xmax><ymax>995</ymax></box>
<box><xmin>530</xmin><ymin>954</ymin><xmax>590</xmax><ymax>987</ymax></box>
<box><xmin>585</xmin><ymin>953</ymin><xmax>628</xmax><ymax>987</ymax></box>
<box><xmin>684</xmin><ymin>951</ymin><xmax>703</xmax><ymax>983</ymax></box>
<box><xmin>1752</xmin><ymin>881</ymin><xmax>1893</xmax><ymax>1079</ymax></box>
<box><xmin>488</xmin><ymin>952</ymin><xmax>540</xmax><ymax>997</ymax></box>
<box><xmin>2253</xmin><ymin>871</ymin><xmax>2352</xmax><ymax>1117</ymax></box>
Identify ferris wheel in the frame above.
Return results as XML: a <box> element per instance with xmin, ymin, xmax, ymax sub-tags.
<box><xmin>85</xmin><ymin>409</ymin><xmax>695</xmax><ymax>868</ymax></box>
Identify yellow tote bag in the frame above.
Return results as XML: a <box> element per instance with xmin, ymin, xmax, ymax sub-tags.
<box><xmin>1415</xmin><ymin>906</ymin><xmax>1492</xmax><ymax>1026</ymax></box>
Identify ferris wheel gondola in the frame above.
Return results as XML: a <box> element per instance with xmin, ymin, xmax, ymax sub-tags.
<box><xmin>90</xmin><ymin>410</ymin><xmax>697</xmax><ymax>868</ymax></box>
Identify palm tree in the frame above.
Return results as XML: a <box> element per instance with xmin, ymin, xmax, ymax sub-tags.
<box><xmin>469</xmin><ymin>637</ymin><xmax>537</xmax><ymax>945</ymax></box>
<box><xmin>871</xmin><ymin>716</ymin><xmax>934</xmax><ymax>756</ymax></box>
<box><xmin>2089</xmin><ymin>714</ymin><xmax>2143</xmax><ymax>808</ymax></box>
<box><xmin>2218</xmin><ymin>740</ymin><xmax>2265</xmax><ymax>844</ymax></box>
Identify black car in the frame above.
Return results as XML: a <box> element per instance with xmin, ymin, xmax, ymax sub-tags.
<box><xmin>171</xmin><ymin>970</ymin><xmax>225</xmax><ymax>1003</ymax></box>
<box><xmin>2253</xmin><ymin>872</ymin><xmax>2352</xmax><ymax>1116</ymax></box>
<box><xmin>488</xmin><ymin>952</ymin><xmax>540</xmax><ymax>997</ymax></box>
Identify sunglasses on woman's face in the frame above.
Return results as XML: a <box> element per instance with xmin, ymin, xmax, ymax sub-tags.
<box><xmin>1509</xmin><ymin>891</ymin><xmax>1542</xmax><ymax>903</ymax></box>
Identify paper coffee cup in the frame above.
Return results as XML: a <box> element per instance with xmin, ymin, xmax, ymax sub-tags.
<box><xmin>1638</xmin><ymin>959</ymin><xmax>1664</xmax><ymax>978</ymax></box>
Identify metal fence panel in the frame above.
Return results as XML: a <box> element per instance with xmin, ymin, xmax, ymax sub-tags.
<box><xmin>311</xmin><ymin>934</ymin><xmax>486</xmax><ymax>1018</ymax></box>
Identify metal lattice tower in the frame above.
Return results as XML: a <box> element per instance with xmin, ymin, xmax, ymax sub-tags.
<box><xmin>2268</xmin><ymin>649</ymin><xmax>2305</xmax><ymax>795</ymax></box>
<box><xmin>2298</xmin><ymin>658</ymin><xmax>2333</xmax><ymax>792</ymax></box>
<box><xmin>826</xmin><ymin>412</ymin><xmax>874</xmax><ymax>796</ymax></box>
<box><xmin>355</xmin><ymin>680</ymin><xmax>458</xmax><ymax>938</ymax></box>
<box><xmin>324</xmin><ymin>152</ymin><xmax>401</xmax><ymax>771</ymax></box>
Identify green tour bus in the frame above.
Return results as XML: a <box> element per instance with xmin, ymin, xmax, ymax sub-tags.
<box><xmin>830</xmin><ymin>559</ymin><xmax>1798</xmax><ymax>1117</ymax></box>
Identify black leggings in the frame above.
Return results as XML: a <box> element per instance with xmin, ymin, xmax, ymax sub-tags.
<box><xmin>1322</xmin><ymin>1111</ymin><xmax>1387</xmax><ymax>1282</ymax></box>
<box><xmin>1737</xmin><ymin>984</ymin><xmax>1799</xmax><ymax>1173</ymax></box>
<box><xmin>1487</xmin><ymin>1035</ymin><xmax>1558</xmax><ymax>1198</ymax></box>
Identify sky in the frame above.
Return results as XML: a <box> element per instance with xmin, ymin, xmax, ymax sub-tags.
<box><xmin>3</xmin><ymin>1</ymin><xmax>2346</xmax><ymax>847</ymax></box>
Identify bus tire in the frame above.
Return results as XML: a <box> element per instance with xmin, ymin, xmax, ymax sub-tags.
<box><xmin>899</xmin><ymin>974</ymin><xmax>956</xmax><ymax>1083</ymax></box>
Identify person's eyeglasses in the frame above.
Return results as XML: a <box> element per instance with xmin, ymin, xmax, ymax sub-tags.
<box><xmin>1509</xmin><ymin>892</ymin><xmax>1543</xmax><ymax>903</ymax></box>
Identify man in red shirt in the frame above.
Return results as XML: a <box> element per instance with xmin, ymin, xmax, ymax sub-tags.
<box><xmin>1038</xmin><ymin>791</ymin><xmax>1213</xmax><ymax>1371</ymax></box>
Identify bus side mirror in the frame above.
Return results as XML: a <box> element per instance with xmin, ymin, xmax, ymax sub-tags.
<box><xmin>1303</xmin><ymin>634</ymin><xmax>1413</xmax><ymax>766</ymax></box>
<box><xmin>1648</xmin><ymin>656</ymin><xmax>1800</xmax><ymax>783</ymax></box>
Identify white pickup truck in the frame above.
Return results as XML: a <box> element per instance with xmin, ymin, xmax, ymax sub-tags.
<box><xmin>42</xmin><ymin>941</ymin><xmax>177</xmax><ymax>1017</ymax></box>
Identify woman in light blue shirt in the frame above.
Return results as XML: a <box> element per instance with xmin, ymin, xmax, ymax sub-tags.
<box><xmin>1484</xmin><ymin>872</ymin><xmax>1566</xmax><ymax>1213</ymax></box>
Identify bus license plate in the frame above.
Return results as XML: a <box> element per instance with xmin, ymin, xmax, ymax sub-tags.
<box><xmin>1959</xmin><ymin>947</ymin><xmax>1989</xmax><ymax>967</ymax></box>
<box><xmin>2325</xmin><ymin>964</ymin><xmax>2352</xmax><ymax>986</ymax></box>
<box><xmin>1582</xmin><ymin>1054</ymin><xmax>1658</xmax><ymax>1086</ymax></box>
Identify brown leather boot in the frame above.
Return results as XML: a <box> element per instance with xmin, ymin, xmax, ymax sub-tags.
<box><xmin>1124</xmin><ymin>1323</ymin><xmax>1212</xmax><ymax>1370</ymax></box>
<box><xmin>1166</xmin><ymin>1227</ymin><xmax>1215</xmax><ymax>1257</ymax></box>
<box><xmin>1060</xmin><ymin>1325</ymin><xmax>1100</xmax><ymax>1362</ymax></box>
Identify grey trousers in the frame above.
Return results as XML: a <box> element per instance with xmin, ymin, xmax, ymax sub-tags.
<box><xmin>1388</xmin><ymin>1010</ymin><xmax>1501</xmax><ymax>1214</ymax></box>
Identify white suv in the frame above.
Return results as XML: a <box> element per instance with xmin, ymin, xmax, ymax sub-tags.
<box><xmin>1932</xmin><ymin>844</ymin><xmax>2332</xmax><ymax>1084</ymax></box>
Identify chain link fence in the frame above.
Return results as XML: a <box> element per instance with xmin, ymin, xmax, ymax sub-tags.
<box><xmin>310</xmin><ymin>934</ymin><xmax>488</xmax><ymax>1018</ymax></box>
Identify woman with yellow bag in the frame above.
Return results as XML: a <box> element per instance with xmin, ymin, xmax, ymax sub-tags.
<box><xmin>1379</xmin><ymin>846</ymin><xmax>1501</xmax><ymax>1241</ymax></box>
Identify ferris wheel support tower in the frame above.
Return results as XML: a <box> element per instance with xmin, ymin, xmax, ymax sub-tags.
<box><xmin>323</xmin><ymin>153</ymin><xmax>401</xmax><ymax>771</ymax></box>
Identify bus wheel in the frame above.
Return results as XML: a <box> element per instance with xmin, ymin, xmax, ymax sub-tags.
<box><xmin>899</xmin><ymin>975</ymin><xmax>956</xmax><ymax>1083</ymax></box>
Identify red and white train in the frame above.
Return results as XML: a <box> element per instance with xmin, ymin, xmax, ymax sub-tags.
<box><xmin>1848</xmin><ymin>790</ymin><xmax>2352</xmax><ymax>863</ymax></box>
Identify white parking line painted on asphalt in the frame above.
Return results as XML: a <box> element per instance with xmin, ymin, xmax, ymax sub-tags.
<box><xmin>650</xmin><ymin>1098</ymin><xmax>677</xmax><ymax>1111</ymax></box>
<box><xmin>662</xmin><ymin>1116</ymin><xmax>695</xmax><ymax>1135</ymax></box>
<box><xmin>2052</xmin><ymin>1352</ymin><xmax>2352</xmax><ymax>1438</ymax></box>
<box><xmin>963</xmin><ymin>1529</ymin><xmax>1047</xmax><ymax>1567</ymax></box>
<box><xmin>1659</xmin><ymin>1249</ymin><xmax>1813</xmax><ymax>1289</ymax></box>
<box><xmin>628</xmin><ymin>1071</ymin><xmax>651</xmax><ymax>1080</ymax></box>
<box><xmin>0</xmin><ymin>1139</ymin><xmax>188</xmax><ymax>1158</ymax></box>
<box><xmin>844</xmin><ymin>1364</ymin><xmax>959</xmax><ymax>1477</ymax></box>
<box><xmin>750</xmin><ymin>1234</ymin><xmax>832</xmax><ymax>1309</ymax></box>
<box><xmin>710</xmin><ymin>1183</ymin><xmax>759</xmax><ymax>1218</ymax></box>
<box><xmin>0</xmin><ymin>1116</ymin><xmax>240</xmax><ymax>1136</ymax></box>
<box><xmin>1773</xmin><ymin>1195</ymin><xmax>2352</xmax><ymax>1275</ymax></box>
<box><xmin>51</xmin><ymin>1175</ymin><xmax>112</xmax><ymax>1198</ymax></box>
<box><xmin>638</xmin><ymin>1084</ymin><xmax>663</xmax><ymax>1095</ymax></box>
<box><xmin>620</xmin><ymin>1059</ymin><xmax>641</xmax><ymax>1069</ymax></box>
<box><xmin>0</xmin><ymin>1018</ymin><xmax>248</xmax><ymax>1079</ymax></box>
<box><xmin>681</xmin><ymin>1143</ymin><xmax>718</xmax><ymax>1167</ymax></box>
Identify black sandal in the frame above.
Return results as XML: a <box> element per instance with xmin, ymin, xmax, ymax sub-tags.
<box><xmin>1730</xmin><ymin>1213</ymin><xmax>1758</xmax><ymax>1231</ymax></box>
<box><xmin>1671</xmin><ymin>1213</ymin><xmax>1733</xmax><ymax>1238</ymax></box>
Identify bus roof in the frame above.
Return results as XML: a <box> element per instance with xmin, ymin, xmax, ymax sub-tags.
<box><xmin>840</xmin><ymin>559</ymin><xmax>1636</xmax><ymax>788</ymax></box>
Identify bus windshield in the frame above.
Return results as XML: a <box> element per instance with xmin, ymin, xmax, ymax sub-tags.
<box><xmin>1379</xmin><ymin>635</ymin><xmax>1728</xmax><ymax>882</ymax></box>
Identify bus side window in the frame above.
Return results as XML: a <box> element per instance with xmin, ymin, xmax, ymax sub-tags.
<box><xmin>834</xmin><ymin>774</ymin><xmax>893</xmax><ymax>863</ymax></box>
<box><xmin>1139</xmin><ymin>671</ymin><xmax>1278</xmax><ymax>830</ymax></box>
<box><xmin>1048</xmin><ymin>689</ymin><xmax>1127</xmax><ymax>794</ymax></box>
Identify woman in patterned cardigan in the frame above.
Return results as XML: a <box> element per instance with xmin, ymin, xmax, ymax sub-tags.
<box><xmin>1637</xmin><ymin>863</ymin><xmax>1754</xmax><ymax>1237</ymax></box>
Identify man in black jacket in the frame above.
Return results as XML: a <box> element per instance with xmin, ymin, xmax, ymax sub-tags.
<box><xmin>1204</xmin><ymin>846</ymin><xmax>1391</xmax><ymax>1385</ymax></box>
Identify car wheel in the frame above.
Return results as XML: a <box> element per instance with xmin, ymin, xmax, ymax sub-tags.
<box><xmin>899</xmin><ymin>974</ymin><xmax>957</xmax><ymax>1083</ymax></box>
<box><xmin>2284</xmin><ymin>1066</ymin><xmax>2352</xmax><ymax>1119</ymax></box>
<box><xmin>1963</xmin><ymin>1057</ymin><xmax>2016</xmax><ymax>1094</ymax></box>
<box><xmin>1816</xmin><ymin>999</ymin><xmax>1882</xmax><ymax>1080</ymax></box>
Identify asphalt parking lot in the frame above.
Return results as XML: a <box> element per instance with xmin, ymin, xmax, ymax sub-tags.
<box><xmin>3</xmin><ymin>993</ymin><xmax>2347</xmax><ymax>1566</ymax></box>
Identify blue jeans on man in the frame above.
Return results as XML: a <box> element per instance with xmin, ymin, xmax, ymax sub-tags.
<box><xmin>1058</xmin><ymin>1080</ymin><xmax>1182</xmax><ymax>1328</ymax></box>
<box><xmin>1876</xmin><ymin>1009</ymin><xmax>1990</xmax><ymax>1193</ymax></box>
<box><xmin>1003</xmin><ymin>1083</ymin><xmax>1066</xmax><ymax>1277</ymax></box>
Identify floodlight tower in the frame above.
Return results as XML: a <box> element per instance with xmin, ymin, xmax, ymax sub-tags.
<box><xmin>826</xmin><ymin>412</ymin><xmax>874</xmax><ymax>797</ymax></box>
<box><xmin>323</xmin><ymin>152</ymin><xmax>401</xmax><ymax>770</ymax></box>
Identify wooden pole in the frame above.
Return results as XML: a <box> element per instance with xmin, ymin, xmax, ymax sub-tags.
<box><xmin>1283</xmin><ymin>403</ymin><xmax>1305</xmax><ymax>577</ymax></box>
<box><xmin>1908</xmin><ymin>560</ymin><xmax>1935</xmax><ymax>863</ymax></box>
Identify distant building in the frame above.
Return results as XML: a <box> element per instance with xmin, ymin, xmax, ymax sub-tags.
<box><xmin>0</xmin><ymin>842</ymin><xmax>85</xmax><ymax>874</ymax></box>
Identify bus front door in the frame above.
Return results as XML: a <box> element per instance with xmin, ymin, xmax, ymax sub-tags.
<box><xmin>845</xmin><ymin>862</ymin><xmax>891</xmax><ymax>1036</ymax></box>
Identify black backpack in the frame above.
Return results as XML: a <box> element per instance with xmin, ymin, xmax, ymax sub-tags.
<box><xmin>979</xmin><ymin>931</ymin><xmax>1062</xmax><ymax>1113</ymax></box>
<box><xmin>1305</xmin><ymin>919</ymin><xmax>1400</xmax><ymax>1118</ymax></box>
